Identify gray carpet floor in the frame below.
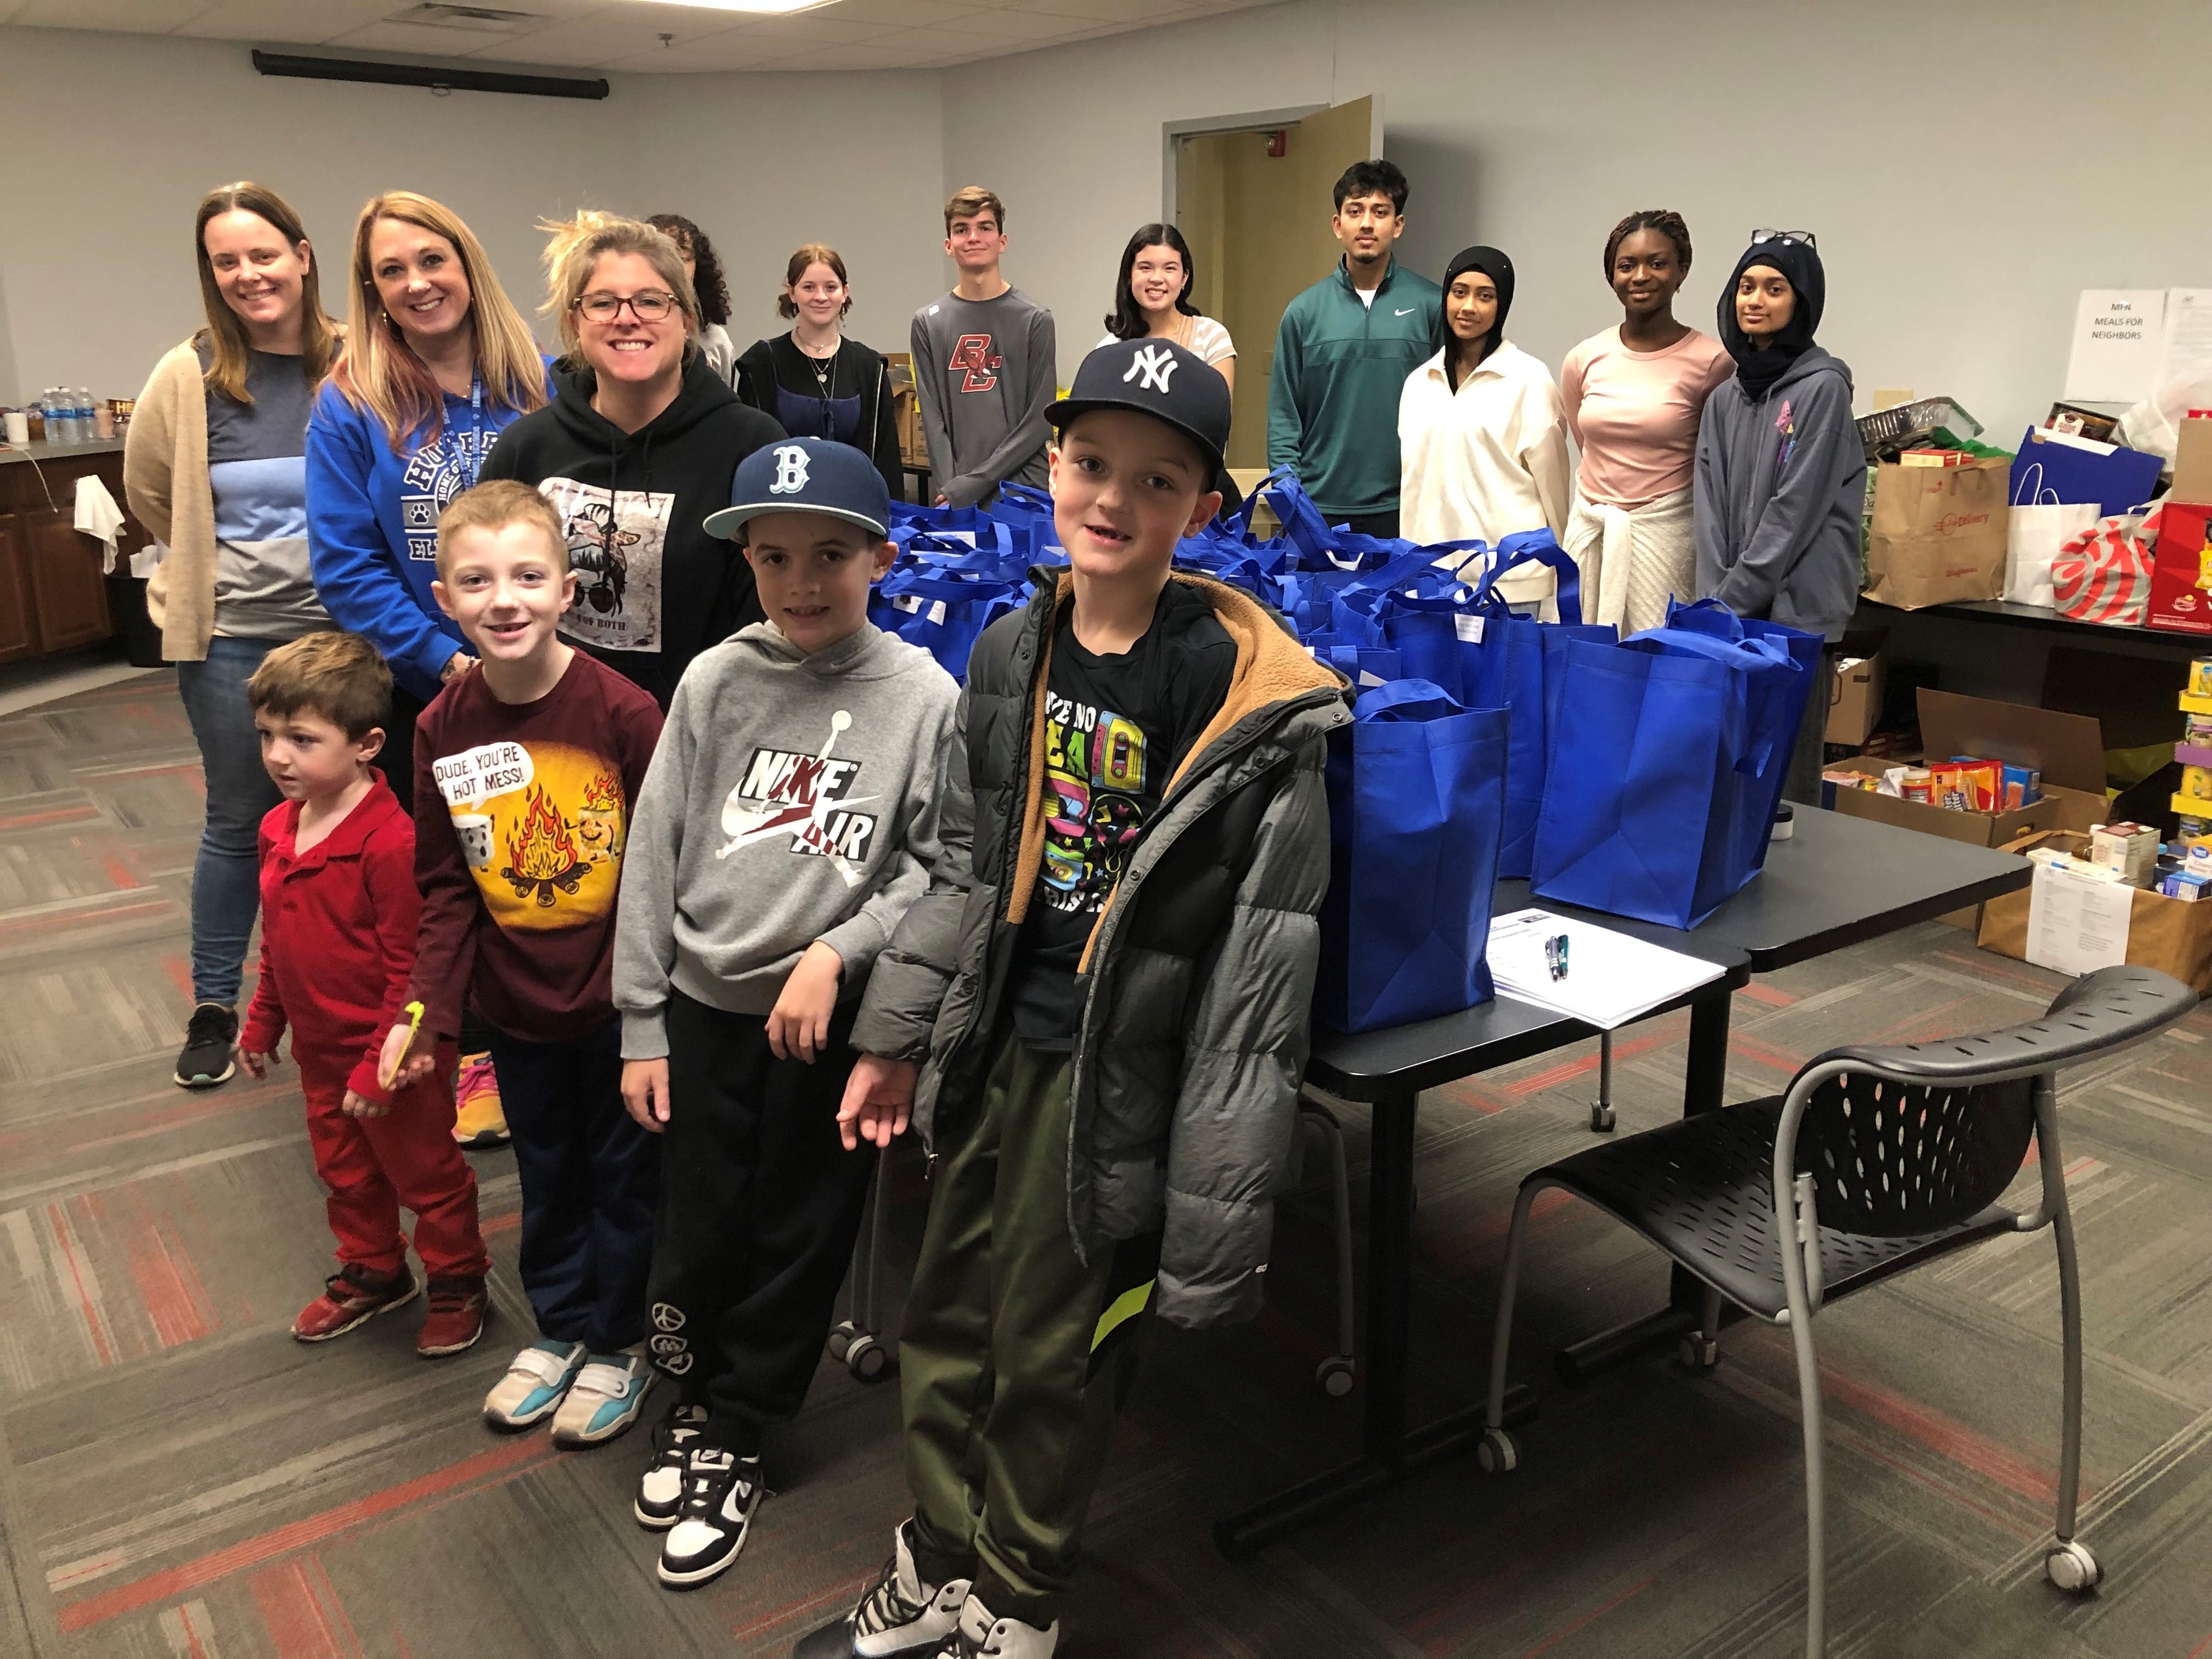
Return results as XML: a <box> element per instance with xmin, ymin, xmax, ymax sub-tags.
<box><xmin>3</xmin><ymin>670</ymin><xmax>2208</xmax><ymax>1658</ymax></box>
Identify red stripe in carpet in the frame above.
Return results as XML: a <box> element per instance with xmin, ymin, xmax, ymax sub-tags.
<box><xmin>55</xmin><ymin>1437</ymin><xmax>556</xmax><ymax>1631</ymax></box>
<box><xmin>1519</xmin><ymin>1575</ymin><xmax>1656</xmax><ymax>1658</ymax></box>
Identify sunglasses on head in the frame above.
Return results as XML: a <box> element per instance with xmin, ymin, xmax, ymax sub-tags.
<box><xmin>1750</xmin><ymin>228</ymin><xmax>1818</xmax><ymax>249</ymax></box>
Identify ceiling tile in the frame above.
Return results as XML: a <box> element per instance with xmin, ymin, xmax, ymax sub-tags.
<box><xmin>178</xmin><ymin>0</ymin><xmax>404</xmax><ymax>43</ymax></box>
<box><xmin>925</xmin><ymin>7</ymin><xmax>1113</xmax><ymax>38</ymax></box>
<box><xmin>806</xmin><ymin>0</ymin><xmax>985</xmax><ymax>25</ymax></box>
<box><xmin>762</xmin><ymin>40</ymin><xmax>932</xmax><ymax>69</ymax></box>
<box><xmin>603</xmin><ymin>27</ymin><xmax>806</xmax><ymax>68</ymax></box>
<box><xmin>728</xmin><ymin>12</ymin><xmax>884</xmax><ymax>43</ymax></box>
<box><xmin>998</xmin><ymin>0</ymin><xmax>1208</xmax><ymax>19</ymax></box>
<box><xmin>12</xmin><ymin>0</ymin><xmax>217</xmax><ymax>26</ymax></box>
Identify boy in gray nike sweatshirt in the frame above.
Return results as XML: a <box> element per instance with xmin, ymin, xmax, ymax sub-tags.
<box><xmin>612</xmin><ymin>438</ymin><xmax>958</xmax><ymax>1591</ymax></box>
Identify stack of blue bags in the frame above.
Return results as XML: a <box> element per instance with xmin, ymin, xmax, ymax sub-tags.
<box><xmin>876</xmin><ymin>472</ymin><xmax>1820</xmax><ymax>1034</ymax></box>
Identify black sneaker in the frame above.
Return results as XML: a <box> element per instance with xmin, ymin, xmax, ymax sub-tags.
<box><xmin>174</xmin><ymin>1002</ymin><xmax>238</xmax><ymax>1089</ymax></box>
<box><xmin>657</xmin><ymin>1447</ymin><xmax>763</xmax><ymax>1589</ymax></box>
<box><xmin>793</xmin><ymin>1521</ymin><xmax>972</xmax><ymax>1658</ymax></box>
<box><xmin>634</xmin><ymin>1402</ymin><xmax>708</xmax><ymax>1530</ymax></box>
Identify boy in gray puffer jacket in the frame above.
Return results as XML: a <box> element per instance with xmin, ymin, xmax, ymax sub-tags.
<box><xmin>797</xmin><ymin>340</ymin><xmax>1348</xmax><ymax>1659</ymax></box>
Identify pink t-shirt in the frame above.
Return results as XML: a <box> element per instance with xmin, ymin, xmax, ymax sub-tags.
<box><xmin>1560</xmin><ymin>326</ymin><xmax>1735</xmax><ymax>508</ymax></box>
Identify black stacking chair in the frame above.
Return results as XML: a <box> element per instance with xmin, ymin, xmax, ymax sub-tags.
<box><xmin>1474</xmin><ymin>966</ymin><xmax>2197</xmax><ymax>1659</ymax></box>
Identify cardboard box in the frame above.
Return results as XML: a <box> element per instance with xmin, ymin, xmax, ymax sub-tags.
<box><xmin>2170</xmin><ymin>416</ymin><xmax>2212</xmax><ymax>505</ymax></box>
<box><xmin>1825</xmin><ymin>631</ymin><xmax>1887</xmax><ymax>746</ymax></box>
<box><xmin>2149</xmin><ymin>499</ymin><xmax>2212</xmax><ymax>636</ymax></box>
<box><xmin>1978</xmin><ymin>830</ymin><xmax>2212</xmax><ymax>991</ymax></box>
<box><xmin>1827</xmin><ymin>687</ymin><xmax>2112</xmax><ymax>927</ymax></box>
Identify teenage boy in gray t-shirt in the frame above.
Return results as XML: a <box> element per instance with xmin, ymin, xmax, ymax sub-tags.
<box><xmin>910</xmin><ymin>186</ymin><xmax>1056</xmax><ymax>509</ymax></box>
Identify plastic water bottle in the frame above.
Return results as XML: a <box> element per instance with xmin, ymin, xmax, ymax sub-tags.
<box><xmin>42</xmin><ymin>390</ymin><xmax>66</xmax><ymax>444</ymax></box>
<box><xmin>78</xmin><ymin>390</ymin><xmax>97</xmax><ymax>443</ymax></box>
<box><xmin>58</xmin><ymin>388</ymin><xmax>81</xmax><ymax>445</ymax></box>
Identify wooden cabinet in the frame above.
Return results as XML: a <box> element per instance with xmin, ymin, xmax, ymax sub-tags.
<box><xmin>23</xmin><ymin>509</ymin><xmax>111</xmax><ymax>651</ymax></box>
<box><xmin>0</xmin><ymin>442</ymin><xmax>134</xmax><ymax>658</ymax></box>
<box><xmin>0</xmin><ymin>517</ymin><xmax>35</xmax><ymax>662</ymax></box>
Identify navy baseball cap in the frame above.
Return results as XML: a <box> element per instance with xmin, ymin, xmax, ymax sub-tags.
<box><xmin>703</xmin><ymin>437</ymin><xmax>890</xmax><ymax>543</ymax></box>
<box><xmin>1047</xmin><ymin>337</ymin><xmax>1231</xmax><ymax>477</ymax></box>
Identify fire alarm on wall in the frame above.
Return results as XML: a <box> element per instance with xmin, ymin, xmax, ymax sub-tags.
<box><xmin>1267</xmin><ymin>129</ymin><xmax>1287</xmax><ymax>157</ymax></box>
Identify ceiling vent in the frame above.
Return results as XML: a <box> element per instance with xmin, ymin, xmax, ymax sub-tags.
<box><xmin>386</xmin><ymin>3</ymin><xmax>546</xmax><ymax>31</ymax></box>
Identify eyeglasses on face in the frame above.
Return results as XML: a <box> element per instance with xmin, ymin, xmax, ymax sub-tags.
<box><xmin>574</xmin><ymin>290</ymin><xmax>681</xmax><ymax>323</ymax></box>
<box><xmin>1750</xmin><ymin>228</ymin><xmax>1818</xmax><ymax>249</ymax></box>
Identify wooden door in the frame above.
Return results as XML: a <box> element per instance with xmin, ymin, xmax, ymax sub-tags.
<box><xmin>23</xmin><ymin>509</ymin><xmax>112</xmax><ymax>652</ymax></box>
<box><xmin>1180</xmin><ymin>96</ymin><xmax>1377</xmax><ymax>469</ymax></box>
<box><xmin>0</xmin><ymin>517</ymin><xmax>36</xmax><ymax>662</ymax></box>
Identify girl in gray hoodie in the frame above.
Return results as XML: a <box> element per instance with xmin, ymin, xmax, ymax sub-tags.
<box><xmin>1694</xmin><ymin>233</ymin><xmax>1865</xmax><ymax>800</ymax></box>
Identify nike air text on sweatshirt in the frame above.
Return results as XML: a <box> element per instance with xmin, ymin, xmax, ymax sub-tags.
<box><xmin>613</xmin><ymin>620</ymin><xmax>961</xmax><ymax>1058</ymax></box>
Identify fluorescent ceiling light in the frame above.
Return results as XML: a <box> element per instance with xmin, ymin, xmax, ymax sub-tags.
<box><xmin>627</xmin><ymin>0</ymin><xmax>838</xmax><ymax>12</ymax></box>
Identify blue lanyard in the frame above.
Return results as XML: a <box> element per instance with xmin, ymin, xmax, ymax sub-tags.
<box><xmin>456</xmin><ymin>373</ymin><xmax>488</xmax><ymax>493</ymax></box>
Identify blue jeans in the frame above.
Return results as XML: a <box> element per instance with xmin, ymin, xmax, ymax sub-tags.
<box><xmin>488</xmin><ymin>1018</ymin><xmax>659</xmax><ymax>1352</ymax></box>
<box><xmin>174</xmin><ymin>637</ymin><xmax>285</xmax><ymax>1007</ymax></box>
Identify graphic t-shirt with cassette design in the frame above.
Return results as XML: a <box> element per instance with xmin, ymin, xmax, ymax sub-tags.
<box><xmin>1008</xmin><ymin>582</ymin><xmax>1234</xmax><ymax>1048</ymax></box>
<box><xmin>408</xmin><ymin>650</ymin><xmax>664</xmax><ymax>1044</ymax></box>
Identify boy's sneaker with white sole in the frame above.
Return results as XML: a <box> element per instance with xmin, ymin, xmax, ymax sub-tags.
<box><xmin>932</xmin><ymin>1595</ymin><xmax>1057</xmax><ymax>1659</ymax></box>
<box><xmin>655</xmin><ymin>1446</ymin><xmax>763</xmax><ymax>1588</ymax></box>
<box><xmin>483</xmin><ymin>1340</ymin><xmax>586</xmax><ymax>1430</ymax></box>
<box><xmin>792</xmin><ymin>1521</ymin><xmax>972</xmax><ymax>1658</ymax></box>
<box><xmin>549</xmin><ymin>1350</ymin><xmax>652</xmax><ymax>1448</ymax></box>
<box><xmin>635</xmin><ymin>1402</ymin><xmax>709</xmax><ymax>1530</ymax></box>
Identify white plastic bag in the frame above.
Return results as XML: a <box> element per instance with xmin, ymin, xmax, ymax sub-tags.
<box><xmin>2007</xmin><ymin>496</ymin><xmax>2100</xmax><ymax>608</ymax></box>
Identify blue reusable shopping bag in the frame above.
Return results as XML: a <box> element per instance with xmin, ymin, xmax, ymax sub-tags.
<box><xmin>867</xmin><ymin>545</ymin><xmax>1029</xmax><ymax>681</ymax></box>
<box><xmin>1314</xmin><ymin>680</ymin><xmax>1509</xmax><ymax>1034</ymax></box>
<box><xmin>1530</xmin><ymin>600</ymin><xmax>1819</xmax><ymax>928</ymax></box>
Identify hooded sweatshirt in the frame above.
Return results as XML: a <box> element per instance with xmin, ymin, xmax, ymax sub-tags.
<box><xmin>1694</xmin><ymin>241</ymin><xmax>1865</xmax><ymax>640</ymax></box>
<box><xmin>613</xmin><ymin>619</ymin><xmax>960</xmax><ymax>1058</ymax></box>
<box><xmin>305</xmin><ymin>363</ymin><xmax>551</xmax><ymax>702</ymax></box>
<box><xmin>477</xmin><ymin>353</ymin><xmax>786</xmax><ymax>708</ymax></box>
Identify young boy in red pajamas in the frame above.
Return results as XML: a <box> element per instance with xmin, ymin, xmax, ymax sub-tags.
<box><xmin>236</xmin><ymin>630</ymin><xmax>490</xmax><ymax>1357</ymax></box>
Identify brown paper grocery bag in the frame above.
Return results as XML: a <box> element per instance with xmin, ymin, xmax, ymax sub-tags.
<box><xmin>1863</xmin><ymin>457</ymin><xmax>2010</xmax><ymax>610</ymax></box>
<box><xmin>1977</xmin><ymin>830</ymin><xmax>2212</xmax><ymax>991</ymax></box>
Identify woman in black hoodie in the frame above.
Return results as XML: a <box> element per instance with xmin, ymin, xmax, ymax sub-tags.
<box><xmin>480</xmin><ymin>212</ymin><xmax>785</xmax><ymax>708</ymax></box>
<box><xmin>733</xmin><ymin>243</ymin><xmax>904</xmax><ymax>503</ymax></box>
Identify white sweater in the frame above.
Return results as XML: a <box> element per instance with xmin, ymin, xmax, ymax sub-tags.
<box><xmin>1398</xmin><ymin>340</ymin><xmax>1572</xmax><ymax>607</ymax></box>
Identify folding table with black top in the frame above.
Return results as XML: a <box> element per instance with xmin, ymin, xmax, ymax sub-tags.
<box><xmin>1214</xmin><ymin>807</ymin><xmax>2035</xmax><ymax>1559</ymax></box>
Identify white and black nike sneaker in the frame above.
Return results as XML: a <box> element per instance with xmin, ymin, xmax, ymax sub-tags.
<box><xmin>635</xmin><ymin>1402</ymin><xmax>708</xmax><ymax>1530</ymax></box>
<box><xmin>793</xmin><ymin>1521</ymin><xmax>972</xmax><ymax>1658</ymax></box>
<box><xmin>932</xmin><ymin>1594</ymin><xmax>1057</xmax><ymax>1658</ymax></box>
<box><xmin>656</xmin><ymin>1447</ymin><xmax>763</xmax><ymax>1589</ymax></box>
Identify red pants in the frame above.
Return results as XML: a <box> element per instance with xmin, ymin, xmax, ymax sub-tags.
<box><xmin>296</xmin><ymin>1044</ymin><xmax>489</xmax><ymax>1281</ymax></box>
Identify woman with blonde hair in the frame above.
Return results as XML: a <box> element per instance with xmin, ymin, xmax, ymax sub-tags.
<box><xmin>733</xmin><ymin>243</ymin><xmax>902</xmax><ymax>501</ymax></box>
<box><xmin>304</xmin><ymin>189</ymin><xmax>551</xmax><ymax>1150</ymax></box>
<box><xmin>479</xmin><ymin>211</ymin><xmax>783</xmax><ymax>707</ymax></box>
<box><xmin>125</xmin><ymin>180</ymin><xmax>342</xmax><ymax>1091</ymax></box>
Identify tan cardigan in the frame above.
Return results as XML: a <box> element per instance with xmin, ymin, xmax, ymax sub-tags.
<box><xmin>123</xmin><ymin>341</ymin><xmax>218</xmax><ymax>662</ymax></box>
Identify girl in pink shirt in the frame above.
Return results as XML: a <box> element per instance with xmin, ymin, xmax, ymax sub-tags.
<box><xmin>1560</xmin><ymin>211</ymin><xmax>1734</xmax><ymax>632</ymax></box>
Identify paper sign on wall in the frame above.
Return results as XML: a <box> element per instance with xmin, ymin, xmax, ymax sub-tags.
<box><xmin>2025</xmin><ymin>861</ymin><xmax>2132</xmax><ymax>977</ymax></box>
<box><xmin>2064</xmin><ymin>291</ymin><xmax>2166</xmax><ymax>404</ymax></box>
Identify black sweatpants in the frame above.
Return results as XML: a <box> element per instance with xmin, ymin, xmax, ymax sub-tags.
<box><xmin>645</xmin><ymin>989</ymin><xmax>875</xmax><ymax>1453</ymax></box>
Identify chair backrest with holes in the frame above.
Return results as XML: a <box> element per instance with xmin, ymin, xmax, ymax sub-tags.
<box><xmin>1793</xmin><ymin>1071</ymin><xmax>2037</xmax><ymax>1238</ymax></box>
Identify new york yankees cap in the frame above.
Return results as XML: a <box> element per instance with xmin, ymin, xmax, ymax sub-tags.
<box><xmin>702</xmin><ymin>436</ymin><xmax>891</xmax><ymax>543</ymax></box>
<box><xmin>1047</xmin><ymin>337</ymin><xmax>1231</xmax><ymax>477</ymax></box>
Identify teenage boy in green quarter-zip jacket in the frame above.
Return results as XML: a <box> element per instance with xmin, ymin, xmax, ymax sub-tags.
<box><xmin>1267</xmin><ymin>158</ymin><xmax>1441</xmax><ymax>539</ymax></box>
<box><xmin>794</xmin><ymin>339</ymin><xmax>1349</xmax><ymax>1659</ymax></box>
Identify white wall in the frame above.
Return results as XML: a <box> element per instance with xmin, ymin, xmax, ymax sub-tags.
<box><xmin>0</xmin><ymin>27</ymin><xmax>946</xmax><ymax>407</ymax></box>
<box><xmin>942</xmin><ymin>0</ymin><xmax>2212</xmax><ymax>443</ymax></box>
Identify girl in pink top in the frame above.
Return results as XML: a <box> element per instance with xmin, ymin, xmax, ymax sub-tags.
<box><xmin>1560</xmin><ymin>211</ymin><xmax>1734</xmax><ymax>632</ymax></box>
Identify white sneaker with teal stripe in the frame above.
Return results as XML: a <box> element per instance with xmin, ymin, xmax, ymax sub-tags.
<box><xmin>550</xmin><ymin>1350</ymin><xmax>653</xmax><ymax>1447</ymax></box>
<box><xmin>483</xmin><ymin>1340</ymin><xmax>586</xmax><ymax>1430</ymax></box>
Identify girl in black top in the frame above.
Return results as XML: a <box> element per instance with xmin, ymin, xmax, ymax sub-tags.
<box><xmin>734</xmin><ymin>242</ymin><xmax>905</xmax><ymax>501</ymax></box>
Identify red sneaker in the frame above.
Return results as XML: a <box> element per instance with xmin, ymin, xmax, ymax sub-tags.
<box><xmin>417</xmin><ymin>1276</ymin><xmax>489</xmax><ymax>1358</ymax></box>
<box><xmin>292</xmin><ymin>1263</ymin><xmax>419</xmax><ymax>1342</ymax></box>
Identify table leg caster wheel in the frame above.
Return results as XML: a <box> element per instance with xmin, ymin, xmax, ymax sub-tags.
<box><xmin>845</xmin><ymin>1334</ymin><xmax>893</xmax><ymax>1384</ymax></box>
<box><xmin>1475</xmin><ymin>1426</ymin><xmax>1519</xmax><ymax>1475</ymax></box>
<box><xmin>827</xmin><ymin>1321</ymin><xmax>856</xmax><ymax>1363</ymax></box>
<box><xmin>1315</xmin><ymin>1355</ymin><xmax>1355</xmax><ymax>1398</ymax></box>
<box><xmin>1677</xmin><ymin>1333</ymin><xmax>1720</xmax><ymax>1370</ymax></box>
<box><xmin>1589</xmin><ymin>1103</ymin><xmax>1616</xmax><ymax>1133</ymax></box>
<box><xmin>2045</xmin><ymin>1541</ymin><xmax>2101</xmax><ymax>1593</ymax></box>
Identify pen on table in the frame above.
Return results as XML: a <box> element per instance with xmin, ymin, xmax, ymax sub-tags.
<box><xmin>1545</xmin><ymin>933</ymin><xmax>1569</xmax><ymax>981</ymax></box>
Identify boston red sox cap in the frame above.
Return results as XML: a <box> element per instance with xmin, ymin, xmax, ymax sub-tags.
<box><xmin>1047</xmin><ymin>336</ymin><xmax>1231</xmax><ymax>478</ymax></box>
<box><xmin>702</xmin><ymin>436</ymin><xmax>890</xmax><ymax>543</ymax></box>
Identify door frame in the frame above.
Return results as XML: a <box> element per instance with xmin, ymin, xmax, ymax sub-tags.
<box><xmin>1160</xmin><ymin>97</ymin><xmax>1386</xmax><ymax>223</ymax></box>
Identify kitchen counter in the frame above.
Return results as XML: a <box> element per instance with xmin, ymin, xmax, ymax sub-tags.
<box><xmin>2</xmin><ymin>437</ymin><xmax>127</xmax><ymax>466</ymax></box>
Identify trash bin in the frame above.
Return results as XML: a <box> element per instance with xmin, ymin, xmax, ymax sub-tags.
<box><xmin>105</xmin><ymin>574</ymin><xmax>166</xmax><ymax>668</ymax></box>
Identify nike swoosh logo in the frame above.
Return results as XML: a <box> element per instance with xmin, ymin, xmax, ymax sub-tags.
<box><xmin>1395</xmin><ymin>308</ymin><xmax>1417</xmax><ymax>316</ymax></box>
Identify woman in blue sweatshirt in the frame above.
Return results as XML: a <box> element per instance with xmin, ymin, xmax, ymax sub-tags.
<box><xmin>306</xmin><ymin>190</ymin><xmax>552</xmax><ymax>809</ymax></box>
<box><xmin>1694</xmin><ymin>232</ymin><xmax>1864</xmax><ymax>806</ymax></box>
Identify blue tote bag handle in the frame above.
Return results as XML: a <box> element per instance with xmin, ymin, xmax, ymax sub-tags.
<box><xmin>1470</xmin><ymin>529</ymin><xmax>1584</xmax><ymax>625</ymax></box>
<box><xmin>1356</xmin><ymin>678</ymin><xmax>1463</xmax><ymax>721</ymax></box>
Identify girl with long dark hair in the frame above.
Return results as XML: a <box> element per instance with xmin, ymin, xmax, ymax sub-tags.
<box><xmin>1097</xmin><ymin>223</ymin><xmax>1235</xmax><ymax>393</ymax></box>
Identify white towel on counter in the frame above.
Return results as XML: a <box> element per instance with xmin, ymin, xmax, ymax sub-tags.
<box><xmin>74</xmin><ymin>475</ymin><xmax>126</xmax><ymax>573</ymax></box>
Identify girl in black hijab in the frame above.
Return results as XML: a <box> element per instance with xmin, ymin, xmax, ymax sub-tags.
<box><xmin>1692</xmin><ymin>232</ymin><xmax>1866</xmax><ymax>804</ymax></box>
